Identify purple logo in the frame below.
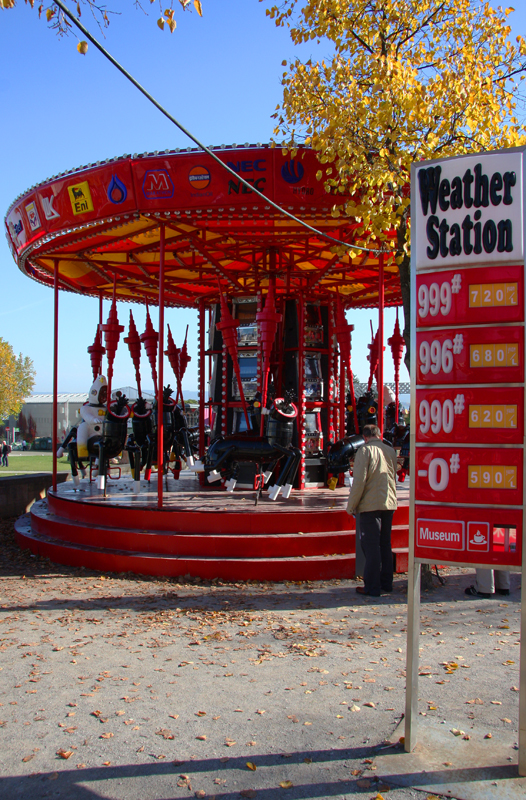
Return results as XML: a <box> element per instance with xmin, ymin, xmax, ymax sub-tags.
<box><xmin>281</xmin><ymin>160</ymin><xmax>305</xmax><ymax>184</ymax></box>
<box><xmin>107</xmin><ymin>174</ymin><xmax>128</xmax><ymax>204</ymax></box>
<box><xmin>142</xmin><ymin>169</ymin><xmax>174</xmax><ymax>199</ymax></box>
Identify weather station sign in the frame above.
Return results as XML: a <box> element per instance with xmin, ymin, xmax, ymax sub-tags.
<box><xmin>408</xmin><ymin>146</ymin><xmax>526</xmax><ymax>771</ymax></box>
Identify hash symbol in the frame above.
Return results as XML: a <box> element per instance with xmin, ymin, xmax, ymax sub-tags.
<box><xmin>449</xmin><ymin>453</ymin><xmax>460</xmax><ymax>474</ymax></box>
<box><xmin>451</xmin><ymin>274</ymin><xmax>462</xmax><ymax>294</ymax></box>
<box><xmin>454</xmin><ymin>394</ymin><xmax>465</xmax><ymax>414</ymax></box>
<box><xmin>452</xmin><ymin>334</ymin><xmax>464</xmax><ymax>354</ymax></box>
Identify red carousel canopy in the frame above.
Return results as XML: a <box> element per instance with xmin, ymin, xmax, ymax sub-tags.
<box><xmin>4</xmin><ymin>144</ymin><xmax>402</xmax><ymax>309</ymax></box>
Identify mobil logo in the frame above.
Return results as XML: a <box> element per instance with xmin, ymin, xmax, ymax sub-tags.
<box><xmin>467</xmin><ymin>521</ymin><xmax>490</xmax><ymax>552</ymax></box>
<box><xmin>281</xmin><ymin>159</ymin><xmax>304</xmax><ymax>184</ymax></box>
<box><xmin>416</xmin><ymin>517</ymin><xmax>465</xmax><ymax>550</ymax></box>
<box><xmin>142</xmin><ymin>169</ymin><xmax>174</xmax><ymax>199</ymax></box>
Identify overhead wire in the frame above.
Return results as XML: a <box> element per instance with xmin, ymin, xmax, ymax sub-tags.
<box><xmin>52</xmin><ymin>0</ymin><xmax>388</xmax><ymax>258</ymax></box>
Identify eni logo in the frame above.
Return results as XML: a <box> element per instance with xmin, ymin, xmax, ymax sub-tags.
<box><xmin>68</xmin><ymin>181</ymin><xmax>94</xmax><ymax>215</ymax></box>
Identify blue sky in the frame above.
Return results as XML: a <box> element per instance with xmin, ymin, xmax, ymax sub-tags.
<box><xmin>1</xmin><ymin>1</ymin><xmax>525</xmax><ymax>394</ymax></box>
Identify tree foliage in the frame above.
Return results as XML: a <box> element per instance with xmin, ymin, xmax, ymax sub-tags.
<box><xmin>0</xmin><ymin>339</ymin><xmax>36</xmax><ymax>421</ymax></box>
<box><xmin>2</xmin><ymin>0</ymin><xmax>203</xmax><ymax>40</ymax></box>
<box><xmin>267</xmin><ymin>0</ymin><xmax>526</xmax><ymax>351</ymax></box>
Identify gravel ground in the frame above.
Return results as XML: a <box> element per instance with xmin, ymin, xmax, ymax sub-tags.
<box><xmin>0</xmin><ymin>516</ymin><xmax>522</xmax><ymax>800</ymax></box>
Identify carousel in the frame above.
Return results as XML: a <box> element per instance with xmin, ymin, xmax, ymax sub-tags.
<box><xmin>6</xmin><ymin>144</ymin><xmax>409</xmax><ymax>581</ymax></box>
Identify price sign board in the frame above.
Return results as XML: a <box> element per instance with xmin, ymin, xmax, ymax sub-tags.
<box><xmin>414</xmin><ymin>446</ymin><xmax>522</xmax><ymax>506</ymax></box>
<box><xmin>415</xmin><ymin>386</ymin><xmax>524</xmax><ymax>445</ymax></box>
<box><xmin>416</xmin><ymin>264</ymin><xmax>524</xmax><ymax>328</ymax></box>
<box><xmin>409</xmin><ymin>146</ymin><xmax>526</xmax><ymax>768</ymax></box>
<box><xmin>416</xmin><ymin>325</ymin><xmax>523</xmax><ymax>385</ymax></box>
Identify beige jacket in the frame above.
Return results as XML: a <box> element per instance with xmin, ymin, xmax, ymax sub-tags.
<box><xmin>346</xmin><ymin>437</ymin><xmax>398</xmax><ymax>515</ymax></box>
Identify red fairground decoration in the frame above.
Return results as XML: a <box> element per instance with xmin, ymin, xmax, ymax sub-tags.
<box><xmin>256</xmin><ymin>281</ymin><xmax>282</xmax><ymax>432</ymax></box>
<box><xmin>335</xmin><ymin>296</ymin><xmax>359</xmax><ymax>434</ymax></box>
<box><xmin>100</xmin><ymin>296</ymin><xmax>124</xmax><ymax>406</ymax></box>
<box><xmin>124</xmin><ymin>311</ymin><xmax>142</xmax><ymax>397</ymax></box>
<box><xmin>140</xmin><ymin>308</ymin><xmax>159</xmax><ymax>395</ymax></box>
<box><xmin>87</xmin><ymin>326</ymin><xmax>105</xmax><ymax>382</ymax></box>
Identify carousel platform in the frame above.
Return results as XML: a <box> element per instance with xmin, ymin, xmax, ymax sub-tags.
<box><xmin>14</xmin><ymin>471</ymin><xmax>410</xmax><ymax>582</ymax></box>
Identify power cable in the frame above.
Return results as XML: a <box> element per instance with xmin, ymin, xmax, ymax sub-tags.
<box><xmin>52</xmin><ymin>0</ymin><xmax>387</xmax><ymax>257</ymax></box>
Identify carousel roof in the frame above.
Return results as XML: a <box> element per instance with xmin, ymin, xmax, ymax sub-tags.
<box><xmin>4</xmin><ymin>144</ymin><xmax>402</xmax><ymax>309</ymax></box>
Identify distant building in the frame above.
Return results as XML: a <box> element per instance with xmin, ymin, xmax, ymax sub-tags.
<box><xmin>21</xmin><ymin>393</ymin><xmax>88</xmax><ymax>440</ymax></box>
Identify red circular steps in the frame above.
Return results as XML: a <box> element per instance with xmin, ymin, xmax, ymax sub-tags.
<box><xmin>15</xmin><ymin>475</ymin><xmax>409</xmax><ymax>581</ymax></box>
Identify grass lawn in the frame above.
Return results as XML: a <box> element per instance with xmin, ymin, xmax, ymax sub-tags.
<box><xmin>2</xmin><ymin>453</ymin><xmax>71</xmax><ymax>474</ymax></box>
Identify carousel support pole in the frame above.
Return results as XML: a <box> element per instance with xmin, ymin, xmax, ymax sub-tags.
<box><xmin>198</xmin><ymin>299</ymin><xmax>206</xmax><ymax>458</ymax></box>
<box><xmin>157</xmin><ymin>224</ymin><xmax>165</xmax><ymax>509</ymax></box>
<box><xmin>52</xmin><ymin>261</ymin><xmax>59</xmax><ymax>493</ymax></box>
<box><xmin>298</xmin><ymin>294</ymin><xmax>306</xmax><ymax>490</ymax></box>
<box><xmin>378</xmin><ymin>253</ymin><xmax>385</xmax><ymax>434</ymax></box>
<box><xmin>339</xmin><ymin>356</ymin><xmax>346</xmax><ymax>439</ymax></box>
<box><xmin>99</xmin><ymin>291</ymin><xmax>103</xmax><ymax>327</ymax></box>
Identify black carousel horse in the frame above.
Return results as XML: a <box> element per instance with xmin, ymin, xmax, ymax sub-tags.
<box><xmin>127</xmin><ymin>386</ymin><xmax>178</xmax><ymax>492</ymax></box>
<box><xmin>202</xmin><ymin>392</ymin><xmax>302</xmax><ymax>500</ymax></box>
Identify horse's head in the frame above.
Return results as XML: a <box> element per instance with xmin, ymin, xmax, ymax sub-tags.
<box><xmin>326</xmin><ymin>435</ymin><xmax>365</xmax><ymax>474</ymax></box>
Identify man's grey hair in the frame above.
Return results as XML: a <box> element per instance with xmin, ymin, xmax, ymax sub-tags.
<box><xmin>363</xmin><ymin>424</ymin><xmax>381</xmax><ymax>439</ymax></box>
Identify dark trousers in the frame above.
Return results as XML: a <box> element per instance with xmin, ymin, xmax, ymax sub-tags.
<box><xmin>358</xmin><ymin>510</ymin><xmax>394</xmax><ymax>596</ymax></box>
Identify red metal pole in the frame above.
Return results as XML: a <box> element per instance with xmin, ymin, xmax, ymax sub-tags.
<box><xmin>52</xmin><ymin>261</ymin><xmax>59</xmax><ymax>493</ymax></box>
<box><xmin>198</xmin><ymin>299</ymin><xmax>206</xmax><ymax>458</ymax></box>
<box><xmin>378</xmin><ymin>253</ymin><xmax>385</xmax><ymax>434</ymax></box>
<box><xmin>298</xmin><ymin>295</ymin><xmax>306</xmax><ymax>490</ymax></box>
<box><xmin>157</xmin><ymin>225</ymin><xmax>165</xmax><ymax>509</ymax></box>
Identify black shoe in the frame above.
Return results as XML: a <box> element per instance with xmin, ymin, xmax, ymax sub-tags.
<box><xmin>356</xmin><ymin>586</ymin><xmax>380</xmax><ymax>597</ymax></box>
<box><xmin>381</xmin><ymin>587</ymin><xmax>393</xmax><ymax>594</ymax></box>
<box><xmin>496</xmin><ymin>589</ymin><xmax>510</xmax><ymax>596</ymax></box>
<box><xmin>464</xmin><ymin>585</ymin><xmax>492</xmax><ymax>599</ymax></box>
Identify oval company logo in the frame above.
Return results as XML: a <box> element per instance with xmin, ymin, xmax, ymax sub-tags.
<box><xmin>189</xmin><ymin>166</ymin><xmax>211</xmax><ymax>190</ymax></box>
<box><xmin>281</xmin><ymin>159</ymin><xmax>304</xmax><ymax>184</ymax></box>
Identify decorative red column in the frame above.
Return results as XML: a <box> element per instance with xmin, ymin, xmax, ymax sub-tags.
<box><xmin>378</xmin><ymin>253</ymin><xmax>385</xmax><ymax>433</ymax></box>
<box><xmin>52</xmin><ymin>260</ymin><xmax>59</xmax><ymax>493</ymax></box>
<box><xmin>198</xmin><ymin>300</ymin><xmax>206</xmax><ymax>458</ymax></box>
<box><xmin>157</xmin><ymin>224</ymin><xmax>165</xmax><ymax>509</ymax></box>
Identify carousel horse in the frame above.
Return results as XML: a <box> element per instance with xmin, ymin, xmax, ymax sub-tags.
<box><xmin>202</xmin><ymin>393</ymin><xmax>302</xmax><ymax>500</ymax></box>
<box><xmin>58</xmin><ymin>383</ymin><xmax>130</xmax><ymax>491</ymax></box>
<box><xmin>170</xmin><ymin>411</ymin><xmax>211</xmax><ymax>480</ymax></box>
<box><xmin>325</xmin><ymin>434</ymin><xmax>366</xmax><ymax>488</ymax></box>
<box><xmin>127</xmin><ymin>386</ymin><xmax>178</xmax><ymax>493</ymax></box>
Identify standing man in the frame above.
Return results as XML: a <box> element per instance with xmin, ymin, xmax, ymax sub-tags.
<box><xmin>1</xmin><ymin>441</ymin><xmax>10</xmax><ymax>468</ymax></box>
<box><xmin>347</xmin><ymin>424</ymin><xmax>398</xmax><ymax>597</ymax></box>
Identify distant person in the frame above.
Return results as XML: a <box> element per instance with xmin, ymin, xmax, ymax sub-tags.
<box><xmin>1</xmin><ymin>441</ymin><xmax>11</xmax><ymax>467</ymax></box>
<box><xmin>22</xmin><ymin>440</ymin><xmax>27</xmax><ymax>451</ymax></box>
<box><xmin>347</xmin><ymin>424</ymin><xmax>398</xmax><ymax>597</ymax></box>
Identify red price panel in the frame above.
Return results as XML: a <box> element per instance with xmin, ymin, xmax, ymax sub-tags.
<box><xmin>416</xmin><ymin>325</ymin><xmax>523</xmax><ymax>385</ymax></box>
<box><xmin>415</xmin><ymin>386</ymin><xmax>524</xmax><ymax>445</ymax></box>
<box><xmin>416</xmin><ymin>265</ymin><xmax>524</xmax><ymax>328</ymax></box>
<box><xmin>414</xmin><ymin>447</ymin><xmax>523</xmax><ymax>506</ymax></box>
<box><xmin>414</xmin><ymin>505</ymin><xmax>522</xmax><ymax>567</ymax></box>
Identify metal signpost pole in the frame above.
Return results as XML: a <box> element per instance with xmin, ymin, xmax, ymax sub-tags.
<box><xmin>407</xmin><ymin>147</ymin><xmax>526</xmax><ymax>775</ymax></box>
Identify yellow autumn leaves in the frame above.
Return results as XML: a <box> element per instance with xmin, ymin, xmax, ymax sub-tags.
<box><xmin>269</xmin><ymin>0</ymin><xmax>526</xmax><ymax>261</ymax></box>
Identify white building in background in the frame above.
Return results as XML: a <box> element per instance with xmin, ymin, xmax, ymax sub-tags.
<box><xmin>21</xmin><ymin>387</ymin><xmax>156</xmax><ymax>440</ymax></box>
